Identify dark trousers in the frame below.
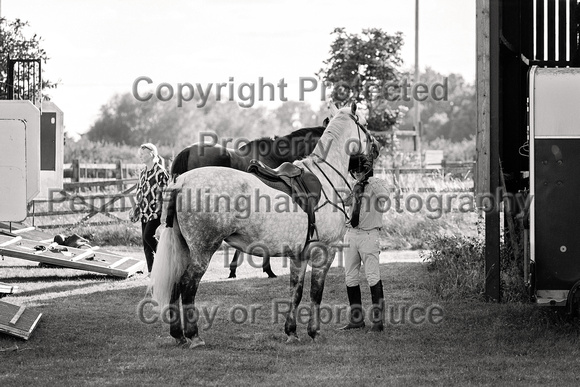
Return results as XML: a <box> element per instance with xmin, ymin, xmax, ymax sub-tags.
<box><xmin>142</xmin><ymin>217</ymin><xmax>161</xmax><ymax>273</ymax></box>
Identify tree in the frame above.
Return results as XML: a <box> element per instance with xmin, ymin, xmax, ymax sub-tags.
<box><xmin>398</xmin><ymin>67</ymin><xmax>476</xmax><ymax>143</ymax></box>
<box><xmin>86</xmin><ymin>92</ymin><xmax>289</xmax><ymax>148</ymax></box>
<box><xmin>197</xmin><ymin>101</ymin><xmax>282</xmax><ymax>142</ymax></box>
<box><xmin>316</xmin><ymin>27</ymin><xmax>408</xmax><ymax>166</ymax></box>
<box><xmin>317</xmin><ymin>27</ymin><xmax>405</xmax><ymax>131</ymax></box>
<box><xmin>273</xmin><ymin>101</ymin><xmax>321</xmax><ymax>129</ymax></box>
<box><xmin>87</xmin><ymin>93</ymin><xmax>191</xmax><ymax>146</ymax></box>
<box><xmin>0</xmin><ymin>17</ymin><xmax>57</xmax><ymax>99</ymax></box>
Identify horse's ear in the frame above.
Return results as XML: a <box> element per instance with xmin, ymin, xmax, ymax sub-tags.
<box><xmin>322</xmin><ymin>117</ymin><xmax>329</xmax><ymax>127</ymax></box>
<box><xmin>329</xmin><ymin>102</ymin><xmax>339</xmax><ymax>117</ymax></box>
<box><xmin>351</xmin><ymin>102</ymin><xmax>357</xmax><ymax>115</ymax></box>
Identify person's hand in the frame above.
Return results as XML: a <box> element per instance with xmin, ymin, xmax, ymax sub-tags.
<box><xmin>352</xmin><ymin>181</ymin><xmax>365</xmax><ymax>197</ymax></box>
<box><xmin>129</xmin><ymin>206</ymin><xmax>140</xmax><ymax>223</ymax></box>
<box><xmin>344</xmin><ymin>191</ymin><xmax>354</xmax><ymax>206</ymax></box>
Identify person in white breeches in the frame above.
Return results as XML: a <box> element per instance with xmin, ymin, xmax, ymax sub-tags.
<box><xmin>339</xmin><ymin>156</ymin><xmax>389</xmax><ymax>332</ymax></box>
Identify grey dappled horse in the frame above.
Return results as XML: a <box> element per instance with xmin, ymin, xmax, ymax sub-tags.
<box><xmin>151</xmin><ymin>103</ymin><xmax>375</xmax><ymax>347</ymax></box>
<box><xmin>169</xmin><ymin>125</ymin><xmax>326</xmax><ymax>278</ymax></box>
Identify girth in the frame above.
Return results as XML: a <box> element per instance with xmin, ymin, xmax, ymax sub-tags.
<box><xmin>247</xmin><ymin>160</ymin><xmax>322</xmax><ymax>246</ymax></box>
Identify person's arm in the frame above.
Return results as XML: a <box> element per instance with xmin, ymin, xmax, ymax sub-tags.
<box><xmin>156</xmin><ymin>166</ymin><xmax>169</xmax><ymax>206</ymax></box>
<box><xmin>135</xmin><ymin>169</ymin><xmax>145</xmax><ymax>203</ymax></box>
<box><xmin>131</xmin><ymin>170</ymin><xmax>145</xmax><ymax>222</ymax></box>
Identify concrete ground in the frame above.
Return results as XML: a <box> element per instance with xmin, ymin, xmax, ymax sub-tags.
<box><xmin>107</xmin><ymin>246</ymin><xmax>425</xmax><ymax>283</ymax></box>
<box><xmin>185</xmin><ymin>248</ymin><xmax>424</xmax><ymax>283</ymax></box>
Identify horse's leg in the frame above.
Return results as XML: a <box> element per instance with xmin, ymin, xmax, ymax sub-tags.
<box><xmin>168</xmin><ymin>283</ymin><xmax>186</xmax><ymax>345</ymax></box>
<box><xmin>306</xmin><ymin>245</ymin><xmax>336</xmax><ymax>341</ymax></box>
<box><xmin>179</xmin><ymin>273</ymin><xmax>205</xmax><ymax>348</ymax></box>
<box><xmin>284</xmin><ymin>257</ymin><xmax>308</xmax><ymax>342</ymax></box>
<box><xmin>179</xmin><ymin>253</ymin><xmax>213</xmax><ymax>349</ymax></box>
<box><xmin>228</xmin><ymin>250</ymin><xmax>241</xmax><ymax>279</ymax></box>
<box><xmin>262</xmin><ymin>255</ymin><xmax>277</xmax><ymax>278</ymax></box>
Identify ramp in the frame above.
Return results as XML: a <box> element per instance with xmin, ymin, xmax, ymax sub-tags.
<box><xmin>0</xmin><ymin>232</ymin><xmax>145</xmax><ymax>278</ymax></box>
<box><xmin>0</xmin><ymin>300</ymin><xmax>42</xmax><ymax>340</ymax></box>
<box><xmin>0</xmin><ymin>222</ymin><xmax>54</xmax><ymax>241</ymax></box>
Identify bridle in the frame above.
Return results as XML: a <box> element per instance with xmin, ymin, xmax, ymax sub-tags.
<box><xmin>348</xmin><ymin>112</ymin><xmax>377</xmax><ymax>167</ymax></box>
<box><xmin>303</xmin><ymin>110</ymin><xmax>379</xmax><ymax>219</ymax></box>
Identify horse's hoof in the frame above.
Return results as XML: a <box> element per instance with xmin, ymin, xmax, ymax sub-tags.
<box><xmin>267</xmin><ymin>273</ymin><xmax>277</xmax><ymax>278</ymax></box>
<box><xmin>187</xmin><ymin>337</ymin><xmax>205</xmax><ymax>349</ymax></box>
<box><xmin>228</xmin><ymin>273</ymin><xmax>236</xmax><ymax>279</ymax></box>
<box><xmin>285</xmin><ymin>334</ymin><xmax>300</xmax><ymax>344</ymax></box>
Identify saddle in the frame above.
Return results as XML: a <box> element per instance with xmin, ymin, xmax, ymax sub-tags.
<box><xmin>247</xmin><ymin>160</ymin><xmax>322</xmax><ymax>245</ymax></box>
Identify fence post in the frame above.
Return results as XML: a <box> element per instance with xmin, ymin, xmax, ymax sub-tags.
<box><xmin>72</xmin><ymin>159</ymin><xmax>80</xmax><ymax>183</ymax></box>
<box><xmin>115</xmin><ymin>160</ymin><xmax>123</xmax><ymax>191</ymax></box>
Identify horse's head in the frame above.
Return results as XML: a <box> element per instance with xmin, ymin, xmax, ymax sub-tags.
<box><xmin>326</xmin><ymin>102</ymin><xmax>378</xmax><ymax>170</ymax></box>
<box><xmin>328</xmin><ymin>101</ymin><xmax>367</xmax><ymax>126</ymax></box>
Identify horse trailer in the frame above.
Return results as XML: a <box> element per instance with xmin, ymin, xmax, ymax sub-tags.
<box><xmin>529</xmin><ymin>66</ymin><xmax>580</xmax><ymax>313</ymax></box>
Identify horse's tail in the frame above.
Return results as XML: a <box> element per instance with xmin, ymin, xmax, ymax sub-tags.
<box><xmin>149</xmin><ymin>210</ymin><xmax>189</xmax><ymax>311</ymax></box>
<box><xmin>170</xmin><ymin>147</ymin><xmax>191</xmax><ymax>178</ymax></box>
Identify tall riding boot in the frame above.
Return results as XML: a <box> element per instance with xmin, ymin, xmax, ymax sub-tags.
<box><xmin>369</xmin><ymin>280</ymin><xmax>385</xmax><ymax>332</ymax></box>
<box><xmin>339</xmin><ymin>285</ymin><xmax>365</xmax><ymax>330</ymax></box>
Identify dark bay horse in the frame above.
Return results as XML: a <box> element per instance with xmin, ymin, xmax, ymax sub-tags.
<box><xmin>169</xmin><ymin>124</ymin><xmax>326</xmax><ymax>278</ymax></box>
<box><xmin>151</xmin><ymin>104</ymin><xmax>375</xmax><ymax>347</ymax></box>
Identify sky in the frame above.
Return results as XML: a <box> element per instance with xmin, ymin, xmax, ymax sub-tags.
<box><xmin>3</xmin><ymin>0</ymin><xmax>475</xmax><ymax>137</ymax></box>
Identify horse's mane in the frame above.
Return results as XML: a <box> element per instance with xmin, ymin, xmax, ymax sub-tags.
<box><xmin>276</xmin><ymin>125</ymin><xmax>326</xmax><ymax>141</ymax></box>
<box><xmin>242</xmin><ymin>125</ymin><xmax>326</xmax><ymax>149</ymax></box>
<box><xmin>234</xmin><ymin>125</ymin><xmax>327</xmax><ymax>166</ymax></box>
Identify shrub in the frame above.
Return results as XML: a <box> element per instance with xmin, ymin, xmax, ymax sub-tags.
<box><xmin>421</xmin><ymin>234</ymin><xmax>528</xmax><ymax>303</ymax></box>
<box><xmin>380</xmin><ymin>212</ymin><xmax>476</xmax><ymax>250</ymax></box>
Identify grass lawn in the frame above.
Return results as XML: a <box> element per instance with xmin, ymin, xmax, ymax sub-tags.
<box><xmin>1</xmin><ymin>248</ymin><xmax>580</xmax><ymax>386</ymax></box>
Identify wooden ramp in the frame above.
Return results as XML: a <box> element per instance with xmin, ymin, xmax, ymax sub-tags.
<box><xmin>0</xmin><ymin>222</ymin><xmax>53</xmax><ymax>241</ymax></box>
<box><xmin>0</xmin><ymin>300</ymin><xmax>42</xmax><ymax>340</ymax></box>
<box><xmin>0</xmin><ymin>233</ymin><xmax>145</xmax><ymax>278</ymax></box>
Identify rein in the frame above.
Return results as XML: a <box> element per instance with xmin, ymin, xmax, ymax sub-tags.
<box><xmin>303</xmin><ymin>160</ymin><xmax>350</xmax><ymax>218</ymax></box>
<box><xmin>307</xmin><ymin>112</ymin><xmax>375</xmax><ymax>219</ymax></box>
